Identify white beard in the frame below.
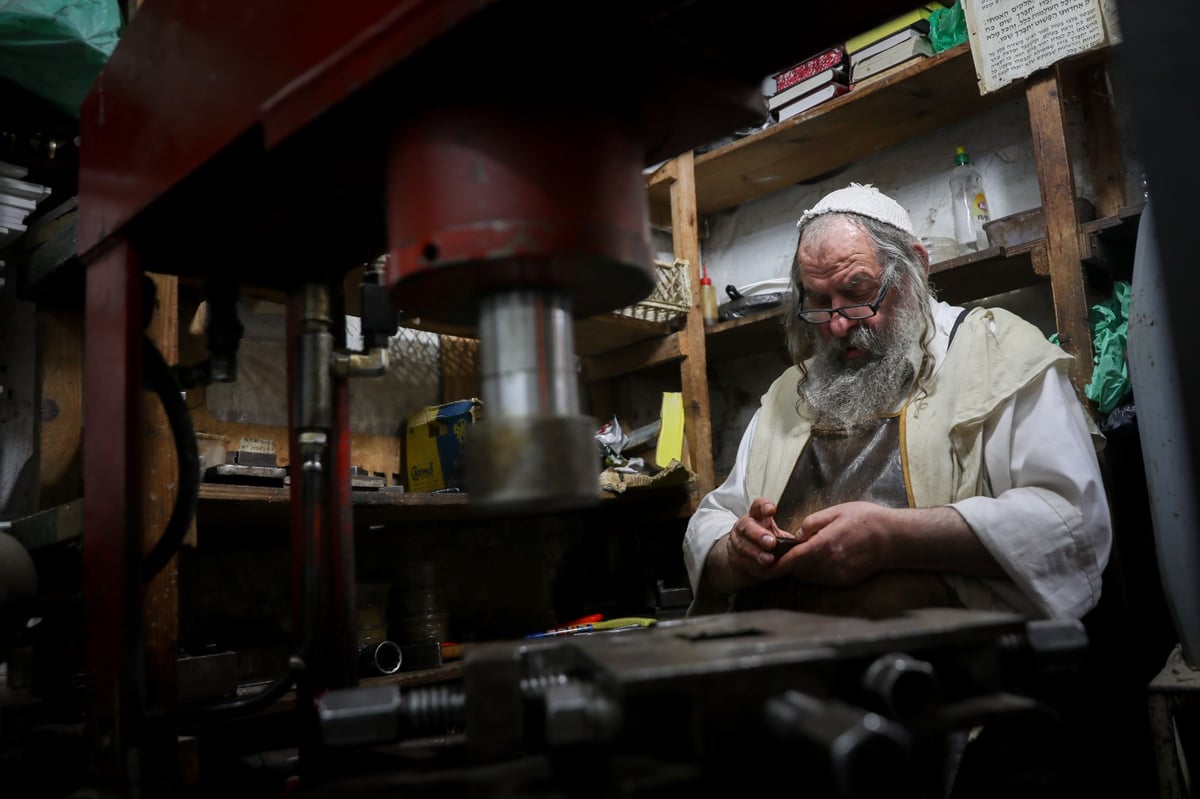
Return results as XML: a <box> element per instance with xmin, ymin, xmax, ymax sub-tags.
<box><xmin>800</xmin><ymin>307</ymin><xmax>925</xmax><ymax>430</ymax></box>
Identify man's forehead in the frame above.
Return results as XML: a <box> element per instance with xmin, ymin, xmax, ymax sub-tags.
<box><xmin>798</xmin><ymin>237</ymin><xmax>882</xmax><ymax>286</ymax></box>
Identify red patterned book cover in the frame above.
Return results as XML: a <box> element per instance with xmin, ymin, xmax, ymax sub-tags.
<box><xmin>772</xmin><ymin>46</ymin><xmax>847</xmax><ymax>94</ymax></box>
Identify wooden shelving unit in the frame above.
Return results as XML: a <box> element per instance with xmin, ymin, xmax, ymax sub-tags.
<box><xmin>645</xmin><ymin>41</ymin><xmax>1129</xmax><ymax>499</ymax></box>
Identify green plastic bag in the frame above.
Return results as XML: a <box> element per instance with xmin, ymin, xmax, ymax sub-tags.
<box><xmin>1050</xmin><ymin>280</ymin><xmax>1132</xmax><ymax>415</ymax></box>
<box><xmin>929</xmin><ymin>1</ymin><xmax>969</xmax><ymax>53</ymax></box>
<box><xmin>0</xmin><ymin>0</ymin><xmax>122</xmax><ymax>119</ymax></box>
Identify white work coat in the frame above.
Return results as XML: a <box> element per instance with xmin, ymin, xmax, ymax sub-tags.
<box><xmin>683</xmin><ymin>300</ymin><xmax>1113</xmax><ymax>620</ymax></box>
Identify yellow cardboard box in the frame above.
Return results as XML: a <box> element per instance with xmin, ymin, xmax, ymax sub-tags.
<box><xmin>403</xmin><ymin>399</ymin><xmax>482</xmax><ymax>492</ymax></box>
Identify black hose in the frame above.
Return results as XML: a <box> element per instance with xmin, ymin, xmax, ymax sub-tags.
<box><xmin>140</xmin><ymin>335</ymin><xmax>201</xmax><ymax>584</ymax></box>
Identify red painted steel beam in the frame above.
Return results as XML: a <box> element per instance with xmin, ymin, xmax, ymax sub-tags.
<box><xmin>82</xmin><ymin>239</ymin><xmax>145</xmax><ymax>793</ymax></box>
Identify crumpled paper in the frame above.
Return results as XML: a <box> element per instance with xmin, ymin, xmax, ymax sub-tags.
<box><xmin>600</xmin><ymin>459</ymin><xmax>692</xmax><ymax>494</ymax></box>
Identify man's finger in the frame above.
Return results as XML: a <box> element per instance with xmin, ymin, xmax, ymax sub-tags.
<box><xmin>749</xmin><ymin>497</ymin><xmax>776</xmax><ymax>518</ymax></box>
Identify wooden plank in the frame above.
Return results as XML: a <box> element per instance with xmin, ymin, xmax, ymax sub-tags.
<box><xmin>143</xmin><ymin>272</ymin><xmax>180</xmax><ymax>709</ymax></box>
<box><xmin>1026</xmin><ymin>67</ymin><xmax>1094</xmax><ymax>402</ymax></box>
<box><xmin>580</xmin><ymin>333</ymin><xmax>682</xmax><ymax>382</ymax></box>
<box><xmin>399</xmin><ymin>312</ymin><xmax>674</xmax><ymax>359</ymax></box>
<box><xmin>704</xmin><ymin>310</ymin><xmax>790</xmax><ymax>365</ymax></box>
<box><xmin>930</xmin><ymin>248</ymin><xmax>1042</xmax><ymax>303</ymax></box>
<box><xmin>649</xmin><ymin>46</ymin><xmax>1022</xmax><ymax>217</ymax></box>
<box><xmin>669</xmin><ymin>152</ymin><xmax>715</xmax><ymax>500</ymax></box>
<box><xmin>197</xmin><ymin>479</ymin><xmax>693</xmax><ymax>529</ymax></box>
<box><xmin>573</xmin><ymin>314</ymin><xmax>674</xmax><ymax>357</ymax></box>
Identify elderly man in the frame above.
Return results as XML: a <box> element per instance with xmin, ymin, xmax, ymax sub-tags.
<box><xmin>683</xmin><ymin>183</ymin><xmax>1112</xmax><ymax>621</ymax></box>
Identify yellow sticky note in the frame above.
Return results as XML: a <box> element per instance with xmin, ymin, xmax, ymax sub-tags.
<box><xmin>656</xmin><ymin>392</ymin><xmax>685</xmax><ymax>468</ymax></box>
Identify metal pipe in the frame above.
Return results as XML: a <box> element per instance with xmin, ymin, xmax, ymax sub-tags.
<box><xmin>763</xmin><ymin>689</ymin><xmax>914</xmax><ymax>799</ymax></box>
<box><xmin>359</xmin><ymin>641</ymin><xmax>404</xmax><ymax>676</ymax></box>
<box><xmin>466</xmin><ymin>288</ymin><xmax>599</xmax><ymax>511</ymax></box>
<box><xmin>477</xmin><ymin>289</ymin><xmax>579</xmax><ymax>418</ymax></box>
<box><xmin>296</xmin><ymin>284</ymin><xmax>333</xmax><ymax>434</ymax></box>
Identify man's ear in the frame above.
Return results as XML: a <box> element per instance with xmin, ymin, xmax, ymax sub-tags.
<box><xmin>912</xmin><ymin>240</ymin><xmax>931</xmax><ymax>272</ymax></box>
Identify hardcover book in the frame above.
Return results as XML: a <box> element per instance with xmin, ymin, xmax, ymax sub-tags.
<box><xmin>850</xmin><ymin>34</ymin><xmax>934</xmax><ymax>82</ymax></box>
<box><xmin>766</xmin><ymin>66</ymin><xmax>849</xmax><ymax>111</ymax></box>
<box><xmin>845</xmin><ymin>3</ymin><xmax>947</xmax><ymax>54</ymax></box>
<box><xmin>850</xmin><ymin>24</ymin><xmax>930</xmax><ymax>65</ymax></box>
<box><xmin>771</xmin><ymin>46</ymin><xmax>847</xmax><ymax>94</ymax></box>
<box><xmin>775</xmin><ymin>82</ymin><xmax>852</xmax><ymax>122</ymax></box>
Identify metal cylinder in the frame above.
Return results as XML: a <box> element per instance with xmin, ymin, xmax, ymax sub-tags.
<box><xmin>466</xmin><ymin>289</ymin><xmax>599</xmax><ymax>510</ymax></box>
<box><xmin>384</xmin><ymin>104</ymin><xmax>655</xmax><ymax>325</ymax></box>
<box><xmin>465</xmin><ymin>415</ymin><xmax>599</xmax><ymax>512</ymax></box>
<box><xmin>764</xmin><ymin>689</ymin><xmax>914</xmax><ymax>799</ymax></box>
<box><xmin>295</xmin><ymin>284</ymin><xmax>333</xmax><ymax>433</ymax></box>
<box><xmin>477</xmin><ymin>290</ymin><xmax>579</xmax><ymax>418</ymax></box>
<box><xmin>359</xmin><ymin>640</ymin><xmax>404</xmax><ymax>676</ymax></box>
<box><xmin>861</xmin><ymin>653</ymin><xmax>939</xmax><ymax>721</ymax></box>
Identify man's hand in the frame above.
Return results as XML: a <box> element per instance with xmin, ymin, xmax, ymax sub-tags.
<box><xmin>702</xmin><ymin>497</ymin><xmax>794</xmax><ymax>594</ymax></box>
<box><xmin>776</xmin><ymin>500</ymin><xmax>890</xmax><ymax>586</ymax></box>
<box><xmin>774</xmin><ymin>501</ymin><xmax>1005</xmax><ymax>586</ymax></box>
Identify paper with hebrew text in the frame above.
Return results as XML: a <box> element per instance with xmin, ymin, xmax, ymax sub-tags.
<box><xmin>961</xmin><ymin>0</ymin><xmax>1118</xmax><ymax>94</ymax></box>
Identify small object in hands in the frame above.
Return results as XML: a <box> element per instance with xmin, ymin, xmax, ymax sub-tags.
<box><xmin>773</xmin><ymin>535</ymin><xmax>801</xmax><ymax>555</ymax></box>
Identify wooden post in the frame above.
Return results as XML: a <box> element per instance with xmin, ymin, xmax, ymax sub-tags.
<box><xmin>663</xmin><ymin>152</ymin><xmax>715</xmax><ymax>501</ymax></box>
<box><xmin>143</xmin><ymin>273</ymin><xmax>181</xmax><ymax>711</ymax></box>
<box><xmin>1025</xmin><ymin>67</ymin><xmax>1095</xmax><ymax>404</ymax></box>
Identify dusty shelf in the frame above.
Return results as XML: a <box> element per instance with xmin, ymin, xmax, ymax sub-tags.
<box><xmin>647</xmin><ymin>44</ymin><xmax>1022</xmax><ymax>219</ymax></box>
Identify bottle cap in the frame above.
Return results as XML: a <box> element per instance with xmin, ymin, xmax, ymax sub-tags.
<box><xmin>701</xmin><ymin>263</ymin><xmax>712</xmax><ymax>286</ymax></box>
<box><xmin>954</xmin><ymin>145</ymin><xmax>970</xmax><ymax>166</ymax></box>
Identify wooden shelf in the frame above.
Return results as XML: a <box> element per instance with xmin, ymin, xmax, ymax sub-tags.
<box><xmin>396</xmin><ymin>309</ymin><xmax>676</xmax><ymax>360</ymax></box>
<box><xmin>647</xmin><ymin>44</ymin><xmax>1022</xmax><ymax>219</ymax></box>
<box><xmin>196</xmin><ymin>479</ymin><xmax>694</xmax><ymax>528</ymax></box>
<box><xmin>704</xmin><ymin>308</ymin><xmax>789</xmax><ymax>364</ymax></box>
<box><xmin>197</xmin><ymin>483</ymin><xmax>472</xmax><ymax>527</ymax></box>
<box><xmin>928</xmin><ymin>245</ymin><xmax>1040</xmax><ymax>301</ymax></box>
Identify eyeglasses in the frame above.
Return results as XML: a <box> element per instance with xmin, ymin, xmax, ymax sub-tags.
<box><xmin>796</xmin><ymin>280</ymin><xmax>891</xmax><ymax>324</ymax></box>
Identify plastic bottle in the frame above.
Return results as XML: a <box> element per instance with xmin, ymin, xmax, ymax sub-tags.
<box><xmin>700</xmin><ymin>263</ymin><xmax>719</xmax><ymax>326</ymax></box>
<box><xmin>949</xmin><ymin>145</ymin><xmax>991</xmax><ymax>253</ymax></box>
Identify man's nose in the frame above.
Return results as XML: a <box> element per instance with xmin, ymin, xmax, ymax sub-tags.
<box><xmin>827</xmin><ymin>313</ymin><xmax>858</xmax><ymax>337</ymax></box>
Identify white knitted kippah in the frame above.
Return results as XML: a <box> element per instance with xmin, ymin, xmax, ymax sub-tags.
<box><xmin>796</xmin><ymin>182</ymin><xmax>915</xmax><ymax>237</ymax></box>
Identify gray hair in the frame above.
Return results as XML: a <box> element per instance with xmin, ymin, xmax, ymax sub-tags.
<box><xmin>781</xmin><ymin>212</ymin><xmax>937</xmax><ymax>394</ymax></box>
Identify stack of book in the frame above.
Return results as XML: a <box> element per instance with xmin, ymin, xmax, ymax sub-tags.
<box><xmin>765</xmin><ymin>45</ymin><xmax>851</xmax><ymax>123</ymax></box>
<box><xmin>0</xmin><ymin>161</ymin><xmax>52</xmax><ymax>253</ymax></box>
<box><xmin>846</xmin><ymin>2</ymin><xmax>946</xmax><ymax>84</ymax></box>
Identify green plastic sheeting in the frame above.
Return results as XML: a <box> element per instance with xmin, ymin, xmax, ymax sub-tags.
<box><xmin>929</xmin><ymin>1</ymin><xmax>969</xmax><ymax>53</ymax></box>
<box><xmin>0</xmin><ymin>0</ymin><xmax>121</xmax><ymax>120</ymax></box>
<box><xmin>1051</xmin><ymin>280</ymin><xmax>1132</xmax><ymax>415</ymax></box>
